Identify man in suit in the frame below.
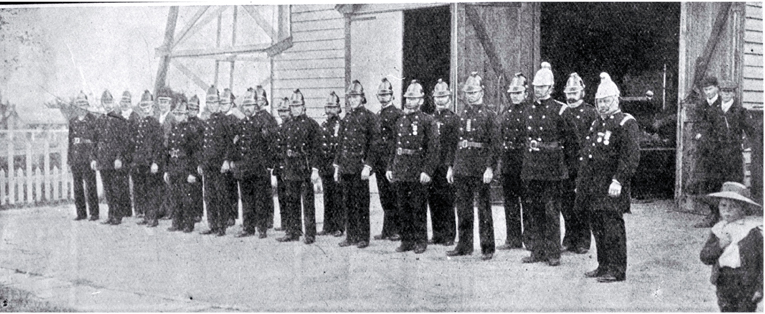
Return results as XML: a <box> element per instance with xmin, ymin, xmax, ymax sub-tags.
<box><xmin>132</xmin><ymin>90</ymin><xmax>165</xmax><ymax>227</ymax></box>
<box><xmin>69</xmin><ymin>91</ymin><xmax>100</xmax><ymax>221</ymax></box>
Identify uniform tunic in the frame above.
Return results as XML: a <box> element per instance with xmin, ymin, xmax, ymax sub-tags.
<box><xmin>452</xmin><ymin>103</ymin><xmax>497</xmax><ymax>255</ymax></box>
<box><xmin>94</xmin><ymin>111</ymin><xmax>133</xmax><ymax>222</ymax></box>
<box><xmin>334</xmin><ymin>106</ymin><xmax>381</xmax><ymax>244</ymax></box>
<box><xmin>200</xmin><ymin>112</ymin><xmax>235</xmax><ymax>232</ymax></box>
<box><xmin>280</xmin><ymin>114</ymin><xmax>322</xmax><ymax>238</ymax></box>
<box><xmin>68</xmin><ymin>113</ymin><xmax>99</xmax><ymax>219</ymax></box>
<box><xmin>521</xmin><ymin>97</ymin><xmax>579</xmax><ymax>261</ymax></box>
<box><xmin>222</xmin><ymin>113</ymin><xmax>241</xmax><ymax>223</ymax></box>
<box><xmin>131</xmin><ymin>116</ymin><xmax>165</xmax><ymax>223</ymax></box>
<box><xmin>319</xmin><ymin>115</ymin><xmax>344</xmax><ymax>234</ymax></box>
<box><xmin>187</xmin><ymin>116</ymin><xmax>206</xmax><ymax>219</ymax></box>
<box><xmin>375</xmin><ymin>104</ymin><xmax>404</xmax><ymax>238</ymax></box>
<box><xmin>388</xmin><ymin>110</ymin><xmax>439</xmax><ymax>247</ymax></box>
<box><xmin>428</xmin><ymin>108</ymin><xmax>459</xmax><ymax>244</ymax></box>
<box><xmin>494</xmin><ymin>100</ymin><xmax>530</xmax><ymax>247</ymax></box>
<box><xmin>577</xmin><ymin>110</ymin><xmax>640</xmax><ymax>279</ymax></box>
<box><xmin>166</xmin><ymin>120</ymin><xmax>202</xmax><ymax>232</ymax></box>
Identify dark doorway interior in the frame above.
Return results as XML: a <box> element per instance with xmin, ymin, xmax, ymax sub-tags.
<box><xmin>403</xmin><ymin>6</ymin><xmax>451</xmax><ymax>114</ymax></box>
<box><xmin>541</xmin><ymin>3</ymin><xmax>681</xmax><ymax>199</ymax></box>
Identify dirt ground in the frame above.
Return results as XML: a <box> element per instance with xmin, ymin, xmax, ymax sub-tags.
<box><xmin>0</xmin><ymin>192</ymin><xmax>760</xmax><ymax>312</ymax></box>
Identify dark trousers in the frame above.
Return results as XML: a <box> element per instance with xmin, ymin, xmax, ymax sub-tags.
<box><xmin>240</xmin><ymin>175</ymin><xmax>270</xmax><ymax>234</ymax></box>
<box><xmin>192</xmin><ymin>178</ymin><xmax>204</xmax><ymax>218</ymax></box>
<box><xmin>716</xmin><ymin>268</ymin><xmax>759</xmax><ymax>312</ymax></box>
<box><xmin>170</xmin><ymin>176</ymin><xmax>200</xmax><ymax>231</ymax></box>
<box><xmin>375</xmin><ymin>167</ymin><xmax>399</xmax><ymax>237</ymax></box>
<box><xmin>502</xmin><ymin>171</ymin><xmax>526</xmax><ymax>247</ymax></box>
<box><xmin>276</xmin><ymin>174</ymin><xmax>287</xmax><ymax>228</ymax></box>
<box><xmin>72</xmin><ymin>166</ymin><xmax>99</xmax><ymax>218</ymax></box>
<box><xmin>158</xmin><ymin>183</ymin><xmax>175</xmax><ymax>219</ymax></box>
<box><xmin>132</xmin><ymin>167</ymin><xmax>163</xmax><ymax>223</ymax></box>
<box><xmin>589</xmin><ymin>206</ymin><xmax>627</xmax><ymax>279</ymax></box>
<box><xmin>524</xmin><ymin>180</ymin><xmax>562</xmax><ymax>260</ymax></box>
<box><xmin>454</xmin><ymin>175</ymin><xmax>495</xmax><ymax>255</ymax></box>
<box><xmin>396</xmin><ymin>181</ymin><xmax>428</xmax><ymax>246</ymax></box>
<box><xmin>562</xmin><ymin>176</ymin><xmax>591</xmax><ymax>250</ymax></box>
<box><xmin>101</xmin><ymin>169</ymin><xmax>131</xmax><ymax>221</ymax></box>
<box><xmin>321</xmin><ymin>175</ymin><xmax>344</xmax><ymax>233</ymax></box>
<box><xmin>203</xmin><ymin>169</ymin><xmax>230</xmax><ymax>231</ymax></box>
<box><xmin>427</xmin><ymin>166</ymin><xmax>455</xmax><ymax>243</ymax></box>
<box><xmin>224</xmin><ymin>173</ymin><xmax>239</xmax><ymax>221</ymax></box>
<box><xmin>284</xmin><ymin>178</ymin><xmax>316</xmax><ymax>238</ymax></box>
<box><xmin>342</xmin><ymin>173</ymin><xmax>370</xmax><ymax>243</ymax></box>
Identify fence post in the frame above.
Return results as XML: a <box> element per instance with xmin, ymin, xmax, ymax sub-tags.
<box><xmin>8</xmin><ymin>130</ymin><xmax>14</xmax><ymax>206</ymax></box>
<box><xmin>52</xmin><ymin>166</ymin><xmax>60</xmax><ymax>201</ymax></box>
<box><xmin>25</xmin><ymin>139</ymin><xmax>32</xmax><ymax>204</ymax></box>
<box><xmin>44</xmin><ymin>131</ymin><xmax>51</xmax><ymax>201</ymax></box>
<box><xmin>0</xmin><ymin>169</ymin><xmax>5</xmax><ymax>206</ymax></box>
<box><xmin>34</xmin><ymin>167</ymin><xmax>42</xmax><ymax>203</ymax></box>
<box><xmin>15</xmin><ymin>168</ymin><xmax>24</xmax><ymax>205</ymax></box>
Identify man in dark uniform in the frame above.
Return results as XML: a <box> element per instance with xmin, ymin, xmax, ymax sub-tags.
<box><xmin>386</xmin><ymin>80</ymin><xmax>439</xmax><ymax>254</ymax></box>
<box><xmin>253</xmin><ymin>86</ymin><xmax>279</xmax><ymax>230</ymax></box>
<box><xmin>132</xmin><ymin>90</ymin><xmax>165</xmax><ymax>227</ymax></box>
<box><xmin>231</xmin><ymin>88</ymin><xmax>277</xmax><ymax>239</ymax></box>
<box><xmin>198</xmin><ymin>85</ymin><xmax>235</xmax><ymax>236</ymax></box>
<box><xmin>69</xmin><ymin>91</ymin><xmax>100</xmax><ymax>221</ymax></box>
<box><xmin>277</xmin><ymin>89</ymin><xmax>322</xmax><ymax>244</ymax></box>
<box><xmin>157</xmin><ymin>87</ymin><xmax>177</xmax><ymax>220</ymax></box>
<box><xmin>495</xmin><ymin>73</ymin><xmax>531</xmax><ymax>250</ymax></box>
<box><xmin>187</xmin><ymin>95</ymin><xmax>205</xmax><ymax>222</ymax></box>
<box><xmin>274</xmin><ymin>97</ymin><xmax>291</xmax><ymax>231</ymax></box>
<box><xmin>373</xmin><ymin>78</ymin><xmax>403</xmax><ymax>242</ymax></box>
<box><xmin>560</xmin><ymin>73</ymin><xmax>599</xmax><ymax>254</ymax></box>
<box><xmin>92</xmin><ymin>89</ymin><xmax>133</xmax><ymax>225</ymax></box>
<box><xmin>335</xmin><ymin>80</ymin><xmax>381</xmax><ymax>249</ymax></box>
<box><xmin>520</xmin><ymin>63</ymin><xmax>578</xmax><ymax>267</ymax></box>
<box><xmin>318</xmin><ymin>91</ymin><xmax>345</xmax><ymax>237</ymax></box>
<box><xmin>428</xmin><ymin>79</ymin><xmax>458</xmax><ymax>246</ymax></box>
<box><xmin>579</xmin><ymin>73</ymin><xmax>640</xmax><ymax>283</ymax></box>
<box><xmin>165</xmin><ymin>97</ymin><xmax>203</xmax><ymax>233</ymax></box>
<box><xmin>119</xmin><ymin>91</ymin><xmax>140</xmax><ymax>218</ymax></box>
<box><xmin>692</xmin><ymin>78</ymin><xmax>757</xmax><ymax>227</ymax></box>
<box><xmin>445</xmin><ymin>72</ymin><xmax>498</xmax><ymax>261</ymax></box>
<box><xmin>220</xmin><ymin>88</ymin><xmax>241</xmax><ymax>227</ymax></box>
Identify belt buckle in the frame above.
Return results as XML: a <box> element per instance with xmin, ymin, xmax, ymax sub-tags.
<box><xmin>459</xmin><ymin>140</ymin><xmax>468</xmax><ymax>149</ymax></box>
<box><xmin>287</xmin><ymin>149</ymin><xmax>295</xmax><ymax>157</ymax></box>
<box><xmin>396</xmin><ymin>147</ymin><xmax>403</xmax><ymax>155</ymax></box>
<box><xmin>74</xmin><ymin>137</ymin><xmax>81</xmax><ymax>144</ymax></box>
<box><xmin>529</xmin><ymin>140</ymin><xmax>539</xmax><ymax>152</ymax></box>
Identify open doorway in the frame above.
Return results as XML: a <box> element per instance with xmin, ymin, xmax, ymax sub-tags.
<box><xmin>540</xmin><ymin>3</ymin><xmax>681</xmax><ymax>199</ymax></box>
<box><xmin>403</xmin><ymin>6</ymin><xmax>451</xmax><ymax>114</ymax></box>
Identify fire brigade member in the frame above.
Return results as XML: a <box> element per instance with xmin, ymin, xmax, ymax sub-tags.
<box><xmin>220</xmin><ymin>88</ymin><xmax>240</xmax><ymax>227</ymax></box>
<box><xmin>92</xmin><ymin>89</ymin><xmax>133</xmax><ymax>225</ymax></box>
<box><xmin>165</xmin><ymin>97</ymin><xmax>203</xmax><ymax>233</ymax></box>
<box><xmin>132</xmin><ymin>90</ymin><xmax>164</xmax><ymax>227</ymax></box>
<box><xmin>495</xmin><ymin>73</ymin><xmax>532</xmax><ymax>250</ymax></box>
<box><xmin>374</xmin><ymin>78</ymin><xmax>403</xmax><ymax>241</ymax></box>
<box><xmin>428</xmin><ymin>79</ymin><xmax>459</xmax><ymax>246</ymax></box>
<box><xmin>187</xmin><ymin>95</ymin><xmax>205</xmax><ymax>222</ymax></box>
<box><xmin>446</xmin><ymin>72</ymin><xmax>498</xmax><ymax>261</ymax></box>
<box><xmin>156</xmin><ymin>87</ymin><xmax>177</xmax><ymax>220</ymax></box>
<box><xmin>120</xmin><ymin>91</ymin><xmax>141</xmax><ymax>124</ymax></box>
<box><xmin>578</xmin><ymin>72</ymin><xmax>640</xmax><ymax>283</ymax></box>
<box><xmin>277</xmin><ymin>89</ymin><xmax>322</xmax><ymax>244</ymax></box>
<box><xmin>198</xmin><ymin>85</ymin><xmax>235</xmax><ymax>236</ymax></box>
<box><xmin>318</xmin><ymin>91</ymin><xmax>345</xmax><ymax>237</ymax></box>
<box><xmin>386</xmin><ymin>80</ymin><xmax>440</xmax><ymax>254</ymax></box>
<box><xmin>561</xmin><ymin>73</ymin><xmax>599</xmax><ymax>254</ymax></box>
<box><xmin>69</xmin><ymin>91</ymin><xmax>100</xmax><ymax>221</ymax></box>
<box><xmin>274</xmin><ymin>97</ymin><xmax>291</xmax><ymax>231</ymax></box>
<box><xmin>253</xmin><ymin>85</ymin><xmax>279</xmax><ymax>230</ymax></box>
<box><xmin>231</xmin><ymin>88</ymin><xmax>277</xmax><ymax>239</ymax></box>
<box><xmin>520</xmin><ymin>62</ymin><xmax>579</xmax><ymax>267</ymax></box>
<box><xmin>335</xmin><ymin>80</ymin><xmax>381</xmax><ymax>249</ymax></box>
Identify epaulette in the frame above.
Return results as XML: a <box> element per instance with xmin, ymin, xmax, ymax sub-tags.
<box><xmin>620</xmin><ymin>113</ymin><xmax>635</xmax><ymax>126</ymax></box>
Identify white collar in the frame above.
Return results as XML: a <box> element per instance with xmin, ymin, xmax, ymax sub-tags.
<box><xmin>121</xmin><ymin>109</ymin><xmax>133</xmax><ymax>119</ymax></box>
<box><xmin>707</xmin><ymin>94</ymin><xmax>718</xmax><ymax>106</ymax></box>
<box><xmin>721</xmin><ymin>99</ymin><xmax>734</xmax><ymax>113</ymax></box>
<box><xmin>159</xmin><ymin>111</ymin><xmax>170</xmax><ymax>123</ymax></box>
<box><xmin>567</xmin><ymin>100</ymin><xmax>583</xmax><ymax>108</ymax></box>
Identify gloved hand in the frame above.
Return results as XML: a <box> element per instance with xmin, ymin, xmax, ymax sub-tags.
<box><xmin>187</xmin><ymin>174</ymin><xmax>197</xmax><ymax>184</ymax></box>
<box><xmin>385</xmin><ymin>171</ymin><xmax>394</xmax><ymax>182</ymax></box>
<box><xmin>311</xmin><ymin>168</ymin><xmax>320</xmax><ymax>184</ymax></box>
<box><xmin>163</xmin><ymin>172</ymin><xmax>170</xmax><ymax>185</ymax></box>
<box><xmin>221</xmin><ymin>161</ymin><xmax>230</xmax><ymax>173</ymax></box>
<box><xmin>150</xmin><ymin>163</ymin><xmax>159</xmax><ymax>174</ymax></box>
<box><xmin>483</xmin><ymin>167</ymin><xmax>493</xmax><ymax>184</ymax></box>
<box><xmin>114</xmin><ymin>159</ymin><xmax>122</xmax><ymax>170</ymax></box>
<box><xmin>361</xmin><ymin>165</ymin><xmax>372</xmax><ymax>180</ymax></box>
<box><xmin>197</xmin><ymin>166</ymin><xmax>204</xmax><ymax>176</ymax></box>
<box><xmin>420</xmin><ymin>172</ymin><xmax>431</xmax><ymax>184</ymax></box>
<box><xmin>90</xmin><ymin>160</ymin><xmax>98</xmax><ymax>171</ymax></box>
<box><xmin>334</xmin><ymin>165</ymin><xmax>340</xmax><ymax>182</ymax></box>
<box><xmin>446</xmin><ymin>166</ymin><xmax>454</xmax><ymax>184</ymax></box>
<box><xmin>608</xmin><ymin>179</ymin><xmax>622</xmax><ymax>197</ymax></box>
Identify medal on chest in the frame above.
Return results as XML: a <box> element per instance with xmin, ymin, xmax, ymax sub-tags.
<box><xmin>466</xmin><ymin>119</ymin><xmax>472</xmax><ymax>132</ymax></box>
<box><xmin>604</xmin><ymin>131</ymin><xmax>612</xmax><ymax>145</ymax></box>
<box><xmin>436</xmin><ymin>122</ymin><xmax>442</xmax><ymax>135</ymax></box>
<box><xmin>412</xmin><ymin>122</ymin><xmax>418</xmax><ymax>136</ymax></box>
<box><xmin>334</xmin><ymin>122</ymin><xmax>339</xmax><ymax>137</ymax></box>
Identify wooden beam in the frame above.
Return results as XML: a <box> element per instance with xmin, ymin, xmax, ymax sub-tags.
<box><xmin>170</xmin><ymin>6</ymin><xmax>228</xmax><ymax>54</ymax></box>
<box><xmin>171</xmin><ymin>59</ymin><xmax>209</xmax><ymax>91</ymax></box>
<box><xmin>465</xmin><ymin>4</ymin><xmax>507</xmax><ymax>81</ymax></box>
<box><xmin>170</xmin><ymin>6</ymin><xmax>209</xmax><ymax>51</ymax></box>
<box><xmin>242</xmin><ymin>5</ymin><xmax>278</xmax><ymax>41</ymax></box>
<box><xmin>344</xmin><ymin>12</ymin><xmax>351</xmax><ymax>113</ymax></box>
<box><xmin>265</xmin><ymin>37</ymin><xmax>293</xmax><ymax>57</ymax></box>
<box><xmin>230</xmin><ymin>6</ymin><xmax>237</xmax><ymax>90</ymax></box>
<box><xmin>278</xmin><ymin>5</ymin><xmax>291</xmax><ymax>41</ymax></box>
<box><xmin>154</xmin><ymin>6</ymin><xmax>179</xmax><ymax>98</ymax></box>
<box><xmin>686</xmin><ymin>2</ymin><xmax>732</xmax><ymax>101</ymax></box>
<box><xmin>169</xmin><ymin>43</ymin><xmax>274</xmax><ymax>58</ymax></box>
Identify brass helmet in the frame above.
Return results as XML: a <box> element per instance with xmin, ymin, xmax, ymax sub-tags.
<box><xmin>462</xmin><ymin>72</ymin><xmax>483</xmax><ymax>93</ymax></box>
<box><xmin>101</xmin><ymin>89</ymin><xmax>114</xmax><ymax>104</ymax></box>
<box><xmin>595</xmin><ymin>72</ymin><xmax>620</xmax><ymax>99</ymax></box>
<box><xmin>255</xmin><ymin>85</ymin><xmax>268</xmax><ymax>106</ymax></box>
<box><xmin>507</xmin><ymin>73</ymin><xmax>528</xmax><ymax>93</ymax></box>
<box><xmin>532</xmin><ymin>62</ymin><xmax>554</xmax><ymax>86</ymax></box>
<box><xmin>157</xmin><ymin>86</ymin><xmax>175</xmax><ymax>110</ymax></box>
<box><xmin>346</xmin><ymin>80</ymin><xmax>366</xmax><ymax>104</ymax></box>
<box><xmin>290</xmin><ymin>89</ymin><xmax>305</xmax><ymax>106</ymax></box>
<box><xmin>563</xmin><ymin>73</ymin><xmax>585</xmax><ymax>93</ymax></box>
<box><xmin>188</xmin><ymin>95</ymin><xmax>200</xmax><ymax>111</ymax></box>
<box><xmin>120</xmin><ymin>91</ymin><xmax>131</xmax><ymax>105</ymax></box>
<box><xmin>205</xmin><ymin>85</ymin><xmax>219</xmax><ymax>103</ymax></box>
<box><xmin>277</xmin><ymin>97</ymin><xmax>291</xmax><ymax>112</ymax></box>
<box><xmin>221</xmin><ymin>88</ymin><xmax>235</xmax><ymax>106</ymax></box>
<box><xmin>377</xmin><ymin>78</ymin><xmax>393</xmax><ymax>96</ymax></box>
<box><xmin>326</xmin><ymin>91</ymin><xmax>341</xmax><ymax>107</ymax></box>
<box><xmin>241</xmin><ymin>87</ymin><xmax>257</xmax><ymax>106</ymax></box>
<box><xmin>173</xmin><ymin>93</ymin><xmax>188</xmax><ymax>114</ymax></box>
<box><xmin>138</xmin><ymin>90</ymin><xmax>153</xmax><ymax>109</ymax></box>
<box><xmin>432</xmin><ymin>78</ymin><xmax>451</xmax><ymax>97</ymax></box>
<box><xmin>75</xmin><ymin>90</ymin><xmax>89</xmax><ymax>109</ymax></box>
<box><xmin>403</xmin><ymin>79</ymin><xmax>425</xmax><ymax>98</ymax></box>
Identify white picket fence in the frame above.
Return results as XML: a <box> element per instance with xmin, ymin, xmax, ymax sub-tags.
<box><xmin>1</xmin><ymin>129</ymin><xmax>73</xmax><ymax>207</ymax></box>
